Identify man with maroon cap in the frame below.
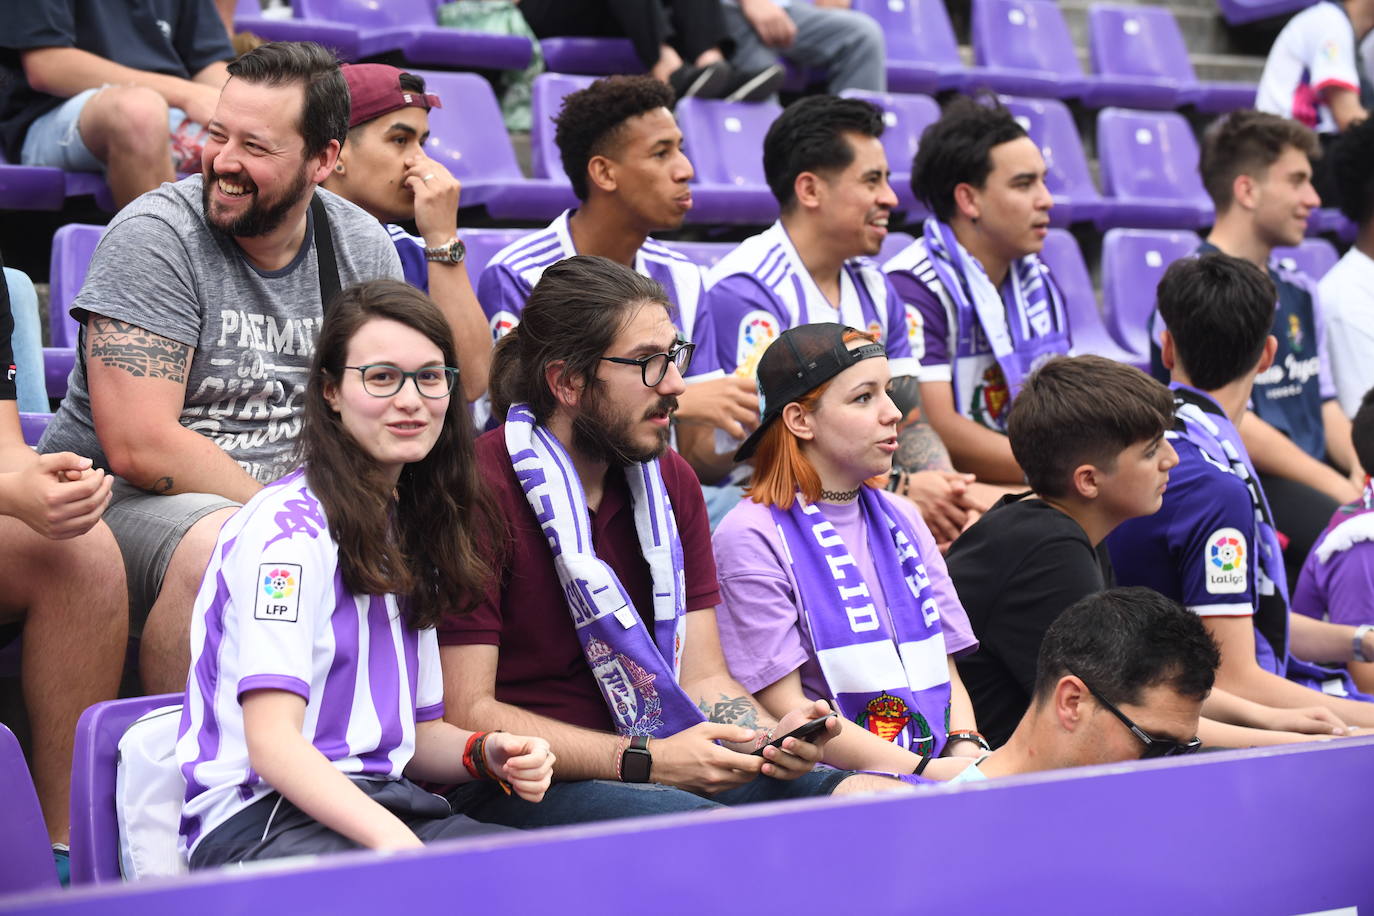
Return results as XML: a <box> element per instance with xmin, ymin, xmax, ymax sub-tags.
<box><xmin>324</xmin><ymin>64</ymin><xmax>490</xmax><ymax>402</ymax></box>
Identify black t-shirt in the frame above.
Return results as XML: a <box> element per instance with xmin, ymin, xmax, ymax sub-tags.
<box><xmin>0</xmin><ymin>0</ymin><xmax>233</xmax><ymax>159</ymax></box>
<box><xmin>945</xmin><ymin>493</ymin><xmax>1113</xmax><ymax>748</ymax></box>
<box><xmin>0</xmin><ymin>250</ymin><xmax>16</xmax><ymax>402</ymax></box>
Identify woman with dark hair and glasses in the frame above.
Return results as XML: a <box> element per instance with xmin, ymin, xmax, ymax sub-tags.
<box><xmin>711</xmin><ymin>323</ymin><xmax>985</xmax><ymax>782</ymax></box>
<box><xmin>176</xmin><ymin>279</ymin><xmax>554</xmax><ymax>869</ymax></box>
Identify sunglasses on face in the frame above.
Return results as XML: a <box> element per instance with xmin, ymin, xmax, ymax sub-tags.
<box><xmin>1068</xmin><ymin>668</ymin><xmax>1203</xmax><ymax>760</ymax></box>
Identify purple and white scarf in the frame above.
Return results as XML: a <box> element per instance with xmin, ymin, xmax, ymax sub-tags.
<box><xmin>771</xmin><ymin>488</ymin><xmax>952</xmax><ymax>757</ymax></box>
<box><xmin>505</xmin><ymin>404</ymin><xmax>705</xmax><ymax>737</ymax></box>
<box><xmin>921</xmin><ymin>217</ymin><xmax>1069</xmax><ymax>408</ymax></box>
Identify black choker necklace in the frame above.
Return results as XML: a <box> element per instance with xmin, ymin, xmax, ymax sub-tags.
<box><xmin>819</xmin><ymin>486</ymin><xmax>860</xmax><ymax>502</ymax></box>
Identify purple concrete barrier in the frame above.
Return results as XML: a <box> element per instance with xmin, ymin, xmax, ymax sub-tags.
<box><xmin>5</xmin><ymin>738</ymin><xmax>1372</xmax><ymax>914</ymax></box>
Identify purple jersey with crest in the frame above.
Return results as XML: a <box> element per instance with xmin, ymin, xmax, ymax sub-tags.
<box><xmin>175</xmin><ymin>468</ymin><xmax>443</xmax><ymax>857</ymax></box>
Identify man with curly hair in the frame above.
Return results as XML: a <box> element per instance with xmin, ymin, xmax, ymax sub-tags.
<box><xmin>478</xmin><ymin>75</ymin><xmax>760</xmax><ymax>480</ymax></box>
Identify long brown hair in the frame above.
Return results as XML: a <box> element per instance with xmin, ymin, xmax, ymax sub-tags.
<box><xmin>298</xmin><ymin>279</ymin><xmax>491</xmax><ymax>629</ymax></box>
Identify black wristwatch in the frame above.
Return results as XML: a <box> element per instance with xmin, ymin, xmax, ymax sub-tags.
<box><xmin>620</xmin><ymin>735</ymin><xmax>652</xmax><ymax>783</ymax></box>
<box><xmin>424</xmin><ymin>235</ymin><xmax>466</xmax><ymax>264</ymax></box>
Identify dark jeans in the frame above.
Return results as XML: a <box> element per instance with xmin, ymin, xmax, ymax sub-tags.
<box><xmin>445</xmin><ymin>766</ymin><xmax>853</xmax><ymax>828</ymax></box>
<box><xmin>519</xmin><ymin>0</ymin><xmax>729</xmax><ymax>69</ymax></box>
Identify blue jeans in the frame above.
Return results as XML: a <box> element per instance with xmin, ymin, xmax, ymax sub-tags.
<box><xmin>21</xmin><ymin>87</ymin><xmax>190</xmax><ymax>172</ymax></box>
<box><xmin>721</xmin><ymin>1</ymin><xmax>886</xmax><ymax>93</ymax></box>
<box><xmin>446</xmin><ymin>766</ymin><xmax>851</xmax><ymax>828</ymax></box>
<box><xmin>5</xmin><ymin>268</ymin><xmax>49</xmax><ymax>413</ymax></box>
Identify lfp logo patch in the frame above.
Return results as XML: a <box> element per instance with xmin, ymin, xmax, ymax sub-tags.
<box><xmin>255</xmin><ymin>563</ymin><xmax>302</xmax><ymax>622</ymax></box>
<box><xmin>489</xmin><ymin>311</ymin><xmax>519</xmax><ymax>342</ymax></box>
<box><xmin>1205</xmin><ymin>528</ymin><xmax>1246</xmax><ymax>594</ymax></box>
<box><xmin>735</xmin><ymin>310</ymin><xmax>779</xmax><ymax>376</ymax></box>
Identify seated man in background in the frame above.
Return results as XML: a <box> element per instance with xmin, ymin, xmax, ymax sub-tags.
<box><xmin>701</xmin><ymin>94</ymin><xmax>985</xmax><ymax>542</ymax></box>
<box><xmin>1318</xmin><ymin>118</ymin><xmax>1374</xmax><ymax>418</ymax></box>
<box><xmin>885</xmin><ymin>97</ymin><xmax>1068</xmax><ymax>488</ymax></box>
<box><xmin>949</xmin><ymin>354</ymin><xmax>1347</xmax><ymax>749</ymax></box>
<box><xmin>36</xmin><ymin>42</ymin><xmax>402</xmax><ymax>694</ymax></box>
<box><xmin>0</xmin><ymin>253</ymin><xmax>126</xmax><ymax>881</ymax></box>
<box><xmin>479</xmin><ymin>75</ymin><xmax>759</xmax><ymax>483</ymax></box>
<box><xmin>718</xmin><ymin>0</ymin><xmax>886</xmax><ymax>96</ymax></box>
<box><xmin>0</xmin><ymin>0</ymin><xmax>234</xmax><ymax>208</ymax></box>
<box><xmin>949</xmin><ymin>589</ymin><xmax>1219</xmax><ymax>781</ymax></box>
<box><xmin>1113</xmin><ymin>254</ymin><xmax>1374</xmax><ymax>730</ymax></box>
<box><xmin>1293</xmin><ymin>387</ymin><xmax>1374</xmax><ymax>695</ymax></box>
<box><xmin>323</xmin><ymin>63</ymin><xmax>490</xmax><ymax>403</ymax></box>
<box><xmin>1150</xmin><ymin>110</ymin><xmax>1361</xmax><ymax>587</ymax></box>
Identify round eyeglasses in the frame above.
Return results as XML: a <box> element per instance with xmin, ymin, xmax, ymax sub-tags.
<box><xmin>342</xmin><ymin>364</ymin><xmax>459</xmax><ymax>398</ymax></box>
<box><xmin>599</xmin><ymin>341</ymin><xmax>696</xmax><ymax>387</ymax></box>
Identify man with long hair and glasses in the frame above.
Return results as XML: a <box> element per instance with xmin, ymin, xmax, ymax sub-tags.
<box><xmin>439</xmin><ymin>256</ymin><xmax>907</xmax><ymax>829</ymax></box>
<box><xmin>945</xmin><ymin>588</ymin><xmax>1218</xmax><ymax>782</ymax></box>
<box><xmin>177</xmin><ymin>279</ymin><xmax>553</xmax><ymax>867</ymax></box>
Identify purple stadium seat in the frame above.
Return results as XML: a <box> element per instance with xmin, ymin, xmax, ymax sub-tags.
<box><xmin>850</xmin><ymin>0</ymin><xmax>986</xmax><ymax>94</ymax></box>
<box><xmin>414</xmin><ymin>70</ymin><xmax>576</xmax><ymax>221</ymax></box>
<box><xmin>878</xmin><ymin>231</ymin><xmax>917</xmax><ymax>265</ymax></box>
<box><xmin>241</xmin><ymin>0</ymin><xmax>530</xmax><ymax>69</ymax></box>
<box><xmin>1273</xmin><ymin>237</ymin><xmax>1339</xmax><ymax>280</ymax></box>
<box><xmin>0</xmin><ymin>722</ymin><xmax>60</xmax><ymax>894</ymax></box>
<box><xmin>970</xmin><ymin>0</ymin><xmax>1092</xmax><ymax>100</ymax></box>
<box><xmin>530</xmin><ymin>73</ymin><xmax>596</xmax><ymax>182</ymax></box>
<box><xmin>1095</xmin><ymin>108</ymin><xmax>1214</xmax><ymax>230</ymax></box>
<box><xmin>1217</xmin><ymin>0</ymin><xmax>1315</xmax><ymax>26</ymax></box>
<box><xmin>1040</xmin><ymin>228</ymin><xmax>1146</xmax><ymax>367</ymax></box>
<box><xmin>0</xmin><ymin>155</ymin><xmax>66</xmax><ymax>211</ymax></box>
<box><xmin>1082</xmin><ymin>5</ymin><xmax>1256</xmax><ymax>113</ymax></box>
<box><xmin>20</xmin><ymin>412</ymin><xmax>54</xmax><ymax>446</ymax></box>
<box><xmin>839</xmin><ymin>90</ymin><xmax>940</xmax><ymax>220</ymax></box>
<box><xmin>1100</xmin><ymin>227</ymin><xmax>1200</xmax><ymax>356</ymax></box>
<box><xmin>998</xmin><ymin>95</ymin><xmax>1107</xmax><ymax>227</ymax></box>
<box><xmin>539</xmin><ymin>38</ymin><xmax>643</xmax><ymax>76</ymax></box>
<box><xmin>658</xmin><ymin>240</ymin><xmax>735</xmax><ymax>270</ymax></box>
<box><xmin>49</xmin><ymin>224</ymin><xmax>103</xmax><ymax>350</ymax></box>
<box><xmin>69</xmin><ymin>694</ymin><xmax>181</xmax><ymax>886</ymax></box>
<box><xmin>1308</xmin><ymin>207</ymin><xmax>1357</xmax><ymax>240</ymax></box>
<box><xmin>462</xmin><ymin>228</ymin><xmax>538</xmax><ymax>288</ymax></box>
<box><xmin>672</xmin><ymin>97</ymin><xmax>782</xmax><ymax>225</ymax></box>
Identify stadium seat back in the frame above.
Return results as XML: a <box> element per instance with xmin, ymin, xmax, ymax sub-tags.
<box><xmin>659</xmin><ymin>241</ymin><xmax>735</xmax><ymax>270</ymax></box>
<box><xmin>49</xmin><ymin>223</ymin><xmax>104</xmax><ymax>349</ymax></box>
<box><xmin>1273</xmin><ymin>238</ymin><xmax>1339</xmax><ymax>281</ymax></box>
<box><xmin>1040</xmin><ymin>229</ymin><xmax>1141</xmax><ymax>365</ymax></box>
<box><xmin>295</xmin><ymin>0</ymin><xmax>428</xmax><ymax>29</ymax></box>
<box><xmin>0</xmin><ymin>722</ymin><xmax>59</xmax><ymax>894</ymax></box>
<box><xmin>1088</xmin><ymin>4</ymin><xmax>1194</xmax><ymax>82</ymax></box>
<box><xmin>1096</xmin><ymin>108</ymin><xmax>1212</xmax><ymax>227</ymax></box>
<box><xmin>463</xmin><ymin>228</ymin><xmax>537</xmax><ymax>287</ymax></box>
<box><xmin>1101</xmin><ymin>228</ymin><xmax>1200</xmax><ymax>355</ymax></box>
<box><xmin>70</xmin><ymin>694</ymin><xmax>182</xmax><ymax>886</ymax></box>
<box><xmin>972</xmin><ymin>0</ymin><xmax>1084</xmax><ymax>79</ymax></box>
<box><xmin>530</xmin><ymin>73</ymin><xmax>596</xmax><ymax>181</ymax></box>
<box><xmin>673</xmin><ymin>98</ymin><xmax>781</xmax><ymax>190</ymax></box>
<box><xmin>411</xmin><ymin>70</ymin><xmax>523</xmax><ymax>182</ymax></box>
<box><xmin>851</xmin><ymin>0</ymin><xmax>962</xmax><ymax>70</ymax></box>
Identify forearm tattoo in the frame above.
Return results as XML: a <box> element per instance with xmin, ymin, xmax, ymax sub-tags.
<box><xmin>88</xmin><ymin>317</ymin><xmax>190</xmax><ymax>383</ymax></box>
<box><xmin>890</xmin><ymin>377</ymin><xmax>954</xmax><ymax>473</ymax></box>
<box><xmin>698</xmin><ymin>694</ymin><xmax>762</xmax><ymax>730</ymax></box>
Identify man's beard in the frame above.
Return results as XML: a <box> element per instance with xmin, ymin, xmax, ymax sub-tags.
<box><xmin>202</xmin><ymin>160</ymin><xmax>312</xmax><ymax>238</ymax></box>
<box><xmin>572</xmin><ymin>386</ymin><xmax>677</xmax><ymax>467</ymax></box>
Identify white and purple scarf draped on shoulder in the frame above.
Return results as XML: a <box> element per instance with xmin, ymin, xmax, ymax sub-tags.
<box><xmin>770</xmin><ymin>488</ymin><xmax>952</xmax><ymax>757</ymax></box>
<box><xmin>921</xmin><ymin>217</ymin><xmax>1069</xmax><ymax>404</ymax></box>
<box><xmin>505</xmin><ymin>404</ymin><xmax>706</xmax><ymax>737</ymax></box>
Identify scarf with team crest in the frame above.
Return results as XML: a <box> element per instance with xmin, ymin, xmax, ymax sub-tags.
<box><xmin>770</xmin><ymin>488</ymin><xmax>952</xmax><ymax>757</ymax></box>
<box><xmin>505</xmin><ymin>404</ymin><xmax>705</xmax><ymax>737</ymax></box>
<box><xmin>921</xmin><ymin>217</ymin><xmax>1069</xmax><ymax>417</ymax></box>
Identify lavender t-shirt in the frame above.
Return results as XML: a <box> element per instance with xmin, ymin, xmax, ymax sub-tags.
<box><xmin>713</xmin><ymin>490</ymin><xmax>978</xmax><ymax>699</ymax></box>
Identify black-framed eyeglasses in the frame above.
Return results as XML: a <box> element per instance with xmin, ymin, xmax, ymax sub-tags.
<box><xmin>599</xmin><ymin>340</ymin><xmax>696</xmax><ymax>387</ymax></box>
<box><xmin>1068</xmin><ymin>668</ymin><xmax>1203</xmax><ymax>760</ymax></box>
<box><xmin>342</xmin><ymin>364</ymin><xmax>459</xmax><ymax>399</ymax></box>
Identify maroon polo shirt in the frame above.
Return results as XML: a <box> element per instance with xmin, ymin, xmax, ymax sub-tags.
<box><xmin>439</xmin><ymin>426</ymin><xmax>721</xmax><ymax>733</ymax></box>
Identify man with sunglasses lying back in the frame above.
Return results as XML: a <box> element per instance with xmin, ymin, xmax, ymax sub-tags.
<box><xmin>947</xmin><ymin>587</ymin><xmax>1218</xmax><ymax>781</ymax></box>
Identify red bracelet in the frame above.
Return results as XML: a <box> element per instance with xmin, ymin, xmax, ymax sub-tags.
<box><xmin>613</xmin><ymin>736</ymin><xmax>630</xmax><ymax>781</ymax></box>
<box><xmin>462</xmin><ymin>731</ymin><xmax>487</xmax><ymax>781</ymax></box>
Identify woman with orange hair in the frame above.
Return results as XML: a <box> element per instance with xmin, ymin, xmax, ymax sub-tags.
<box><xmin>713</xmin><ymin>323</ymin><xmax>984</xmax><ymax>778</ymax></box>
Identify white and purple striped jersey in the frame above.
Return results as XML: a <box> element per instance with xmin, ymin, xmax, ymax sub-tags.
<box><xmin>176</xmin><ymin>468</ymin><xmax>444</xmax><ymax>857</ymax></box>
<box><xmin>702</xmin><ymin>221</ymin><xmax>921</xmax><ymax>380</ymax></box>
<box><xmin>476</xmin><ymin>210</ymin><xmax>719</xmax><ymax>377</ymax></box>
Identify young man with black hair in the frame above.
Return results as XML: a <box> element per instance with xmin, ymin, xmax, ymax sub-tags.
<box><xmin>948</xmin><ymin>354</ymin><xmax>1345</xmax><ymax>748</ymax></box>
<box><xmin>1113</xmin><ymin>254</ymin><xmax>1374</xmax><ymax>731</ymax></box>
<box><xmin>700</xmin><ymin>94</ymin><xmax>985</xmax><ymax>543</ymax></box>
<box><xmin>884</xmin><ymin>97</ymin><xmax>1066</xmax><ymax>486</ymax></box>
<box><xmin>1318</xmin><ymin>118</ymin><xmax>1374</xmax><ymax>418</ymax></box>
<box><xmin>949</xmin><ymin>588</ymin><xmax>1220</xmax><ymax>781</ymax></box>
<box><xmin>1293</xmin><ymin>387</ymin><xmax>1374</xmax><ymax>695</ymax></box>
<box><xmin>323</xmin><ymin>64</ymin><xmax>490</xmax><ymax>403</ymax></box>
<box><xmin>477</xmin><ymin>75</ymin><xmax>759</xmax><ymax>479</ymax></box>
<box><xmin>1149</xmin><ymin>110</ymin><xmax>1360</xmax><ymax>584</ymax></box>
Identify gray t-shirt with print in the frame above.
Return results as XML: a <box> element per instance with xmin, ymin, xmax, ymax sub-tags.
<box><xmin>39</xmin><ymin>175</ymin><xmax>402</xmax><ymax>484</ymax></box>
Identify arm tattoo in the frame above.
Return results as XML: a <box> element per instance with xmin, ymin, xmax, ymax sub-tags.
<box><xmin>890</xmin><ymin>376</ymin><xmax>954</xmax><ymax>473</ymax></box>
<box><xmin>698</xmin><ymin>694</ymin><xmax>761</xmax><ymax>730</ymax></box>
<box><xmin>88</xmin><ymin>317</ymin><xmax>190</xmax><ymax>383</ymax></box>
<box><xmin>150</xmin><ymin>476</ymin><xmax>174</xmax><ymax>494</ymax></box>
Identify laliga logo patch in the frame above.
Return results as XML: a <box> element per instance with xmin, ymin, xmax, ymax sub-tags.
<box><xmin>735</xmin><ymin>310</ymin><xmax>779</xmax><ymax>374</ymax></box>
<box><xmin>489</xmin><ymin>311</ymin><xmax>519</xmax><ymax>343</ymax></box>
<box><xmin>904</xmin><ymin>304</ymin><xmax>924</xmax><ymax>360</ymax></box>
<box><xmin>1205</xmin><ymin>528</ymin><xmax>1247</xmax><ymax>594</ymax></box>
<box><xmin>255</xmin><ymin>563</ymin><xmax>302</xmax><ymax>622</ymax></box>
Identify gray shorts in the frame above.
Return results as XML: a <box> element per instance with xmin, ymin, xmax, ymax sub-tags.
<box><xmin>21</xmin><ymin>86</ymin><xmax>191</xmax><ymax>172</ymax></box>
<box><xmin>105</xmin><ymin>478</ymin><xmax>238</xmax><ymax>633</ymax></box>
